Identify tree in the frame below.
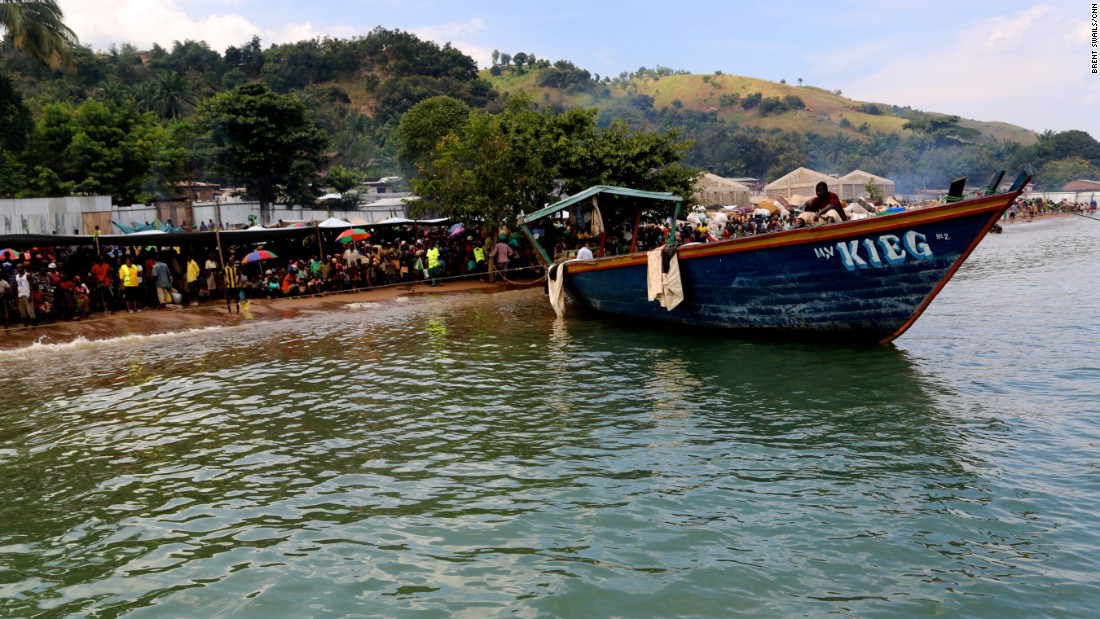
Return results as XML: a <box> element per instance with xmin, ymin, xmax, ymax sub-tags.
<box><xmin>146</xmin><ymin>70</ymin><xmax>196</xmax><ymax>119</ymax></box>
<box><xmin>321</xmin><ymin>165</ymin><xmax>361</xmax><ymax>210</ymax></box>
<box><xmin>194</xmin><ymin>83</ymin><xmax>328</xmax><ymax>215</ymax></box>
<box><xmin>0</xmin><ymin>70</ymin><xmax>31</xmax><ymax>152</ymax></box>
<box><xmin>902</xmin><ymin>113</ymin><xmax>979</xmax><ymax>146</ymax></box>
<box><xmin>864</xmin><ymin>179</ymin><xmax>885</xmax><ymax>202</ymax></box>
<box><xmin>394</xmin><ymin>95</ymin><xmax>470</xmax><ymax>179</ymax></box>
<box><xmin>16</xmin><ymin>99</ymin><xmax>163</xmax><ymax>203</ymax></box>
<box><xmin>1037</xmin><ymin>157</ymin><xmax>1099</xmax><ymax>190</ymax></box>
<box><xmin>0</xmin><ymin>0</ymin><xmax>79</xmax><ymax>70</ymax></box>
<box><xmin>411</xmin><ymin>93</ymin><xmax>698</xmax><ymax>226</ymax></box>
<box><xmin>1049</xmin><ymin>129</ymin><xmax>1100</xmax><ymax>164</ymax></box>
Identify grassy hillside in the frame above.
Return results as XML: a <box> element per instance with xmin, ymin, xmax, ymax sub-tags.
<box><xmin>483</xmin><ymin>71</ymin><xmax>1038</xmax><ymax>145</ymax></box>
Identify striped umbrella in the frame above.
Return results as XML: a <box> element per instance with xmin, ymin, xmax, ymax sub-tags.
<box><xmin>242</xmin><ymin>249</ymin><xmax>278</xmax><ymax>263</ymax></box>
<box><xmin>336</xmin><ymin>228</ymin><xmax>371</xmax><ymax>243</ymax></box>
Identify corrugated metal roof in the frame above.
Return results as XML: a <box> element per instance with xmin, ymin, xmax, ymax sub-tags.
<box><xmin>519</xmin><ymin>186</ymin><xmax>682</xmax><ymax>223</ymax></box>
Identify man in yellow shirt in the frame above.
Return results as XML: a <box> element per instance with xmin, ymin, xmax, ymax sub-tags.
<box><xmin>118</xmin><ymin>255</ymin><xmax>141</xmax><ymax>313</ymax></box>
<box><xmin>185</xmin><ymin>255</ymin><xmax>201</xmax><ymax>306</ymax></box>
<box><xmin>426</xmin><ymin>241</ymin><xmax>441</xmax><ymax>287</ymax></box>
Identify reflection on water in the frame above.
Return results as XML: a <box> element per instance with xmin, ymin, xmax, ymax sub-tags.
<box><xmin>2</xmin><ymin>218</ymin><xmax>1100</xmax><ymax>617</ymax></box>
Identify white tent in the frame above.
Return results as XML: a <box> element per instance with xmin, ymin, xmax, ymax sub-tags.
<box><xmin>318</xmin><ymin>217</ymin><xmax>353</xmax><ymax>228</ymax></box>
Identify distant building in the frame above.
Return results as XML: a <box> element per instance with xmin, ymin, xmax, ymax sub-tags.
<box><xmin>765</xmin><ymin>167</ymin><xmax>894</xmax><ymax>201</ymax></box>
<box><xmin>361</xmin><ymin>179</ymin><xmax>397</xmax><ymax>196</ymax></box>
<box><xmin>837</xmin><ymin>170</ymin><xmax>895</xmax><ymax>200</ymax></box>
<box><xmin>1062</xmin><ymin>179</ymin><xmax>1100</xmax><ymax>192</ymax></box>
<box><xmin>694</xmin><ymin>173</ymin><xmax>752</xmax><ymax>207</ymax></box>
<box><xmin>764</xmin><ymin>167</ymin><xmax>835</xmax><ymax>201</ymax></box>
<box><xmin>173</xmin><ymin>181</ymin><xmax>221</xmax><ymax>203</ymax></box>
<box><xmin>730</xmin><ymin>177</ymin><xmax>764</xmax><ymax>194</ymax></box>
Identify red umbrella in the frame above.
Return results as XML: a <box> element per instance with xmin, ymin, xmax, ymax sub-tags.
<box><xmin>336</xmin><ymin>228</ymin><xmax>371</xmax><ymax>243</ymax></box>
<box><xmin>0</xmin><ymin>248</ymin><xmax>19</xmax><ymax>261</ymax></box>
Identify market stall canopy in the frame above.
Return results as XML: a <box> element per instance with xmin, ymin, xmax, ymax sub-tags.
<box><xmin>0</xmin><ymin>226</ymin><xmax>318</xmax><ymax>249</ymax></box>
<box><xmin>371</xmin><ymin>217</ymin><xmax>450</xmax><ymax>226</ymax></box>
<box><xmin>318</xmin><ymin>217</ymin><xmax>354</xmax><ymax>228</ymax></box>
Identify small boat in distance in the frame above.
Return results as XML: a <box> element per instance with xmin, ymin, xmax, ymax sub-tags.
<box><xmin>517</xmin><ymin>171</ymin><xmax>1030</xmax><ymax>344</ymax></box>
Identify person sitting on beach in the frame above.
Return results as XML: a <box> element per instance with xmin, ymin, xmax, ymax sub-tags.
<box><xmin>802</xmin><ymin>181</ymin><xmax>848</xmax><ymax>225</ymax></box>
<box><xmin>281</xmin><ymin>268</ymin><xmax>299</xmax><ymax>296</ymax></box>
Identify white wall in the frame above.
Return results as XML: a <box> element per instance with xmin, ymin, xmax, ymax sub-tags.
<box><xmin>0</xmin><ymin>196</ymin><xmax>112</xmax><ymax>234</ymax></box>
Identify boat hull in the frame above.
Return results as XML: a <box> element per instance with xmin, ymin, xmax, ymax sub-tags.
<box><xmin>560</xmin><ymin>193</ymin><xmax>1013</xmax><ymax>343</ymax></box>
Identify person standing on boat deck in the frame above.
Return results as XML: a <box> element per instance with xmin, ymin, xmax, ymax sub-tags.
<box><xmin>804</xmin><ymin>181</ymin><xmax>848</xmax><ymax>223</ymax></box>
<box><xmin>576</xmin><ymin>240</ymin><xmax>594</xmax><ymax>260</ymax></box>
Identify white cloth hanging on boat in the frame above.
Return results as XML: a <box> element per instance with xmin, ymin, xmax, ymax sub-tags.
<box><xmin>647</xmin><ymin>248</ymin><xmax>684</xmax><ymax>311</ymax></box>
<box><xmin>590</xmin><ymin>197</ymin><xmax>605</xmax><ymax>236</ymax></box>
<box><xmin>547</xmin><ymin>262</ymin><xmax>567</xmax><ymax>317</ymax></box>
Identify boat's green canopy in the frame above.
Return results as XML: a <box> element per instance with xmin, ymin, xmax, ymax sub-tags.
<box><xmin>518</xmin><ymin>185</ymin><xmax>682</xmax><ymax>225</ymax></box>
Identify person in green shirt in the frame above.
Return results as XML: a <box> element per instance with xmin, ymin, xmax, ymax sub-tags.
<box><xmin>426</xmin><ymin>241</ymin><xmax>441</xmax><ymax>287</ymax></box>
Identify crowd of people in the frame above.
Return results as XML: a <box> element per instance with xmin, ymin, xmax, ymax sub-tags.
<box><xmin>0</xmin><ymin>225</ymin><xmax>538</xmax><ymax>328</ymax></box>
<box><xmin>3</xmin><ymin>191</ymin><xmax>1090</xmax><ymax>330</ymax></box>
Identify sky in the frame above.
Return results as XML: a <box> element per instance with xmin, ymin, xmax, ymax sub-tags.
<box><xmin>56</xmin><ymin>0</ymin><xmax>1099</xmax><ymax>140</ymax></box>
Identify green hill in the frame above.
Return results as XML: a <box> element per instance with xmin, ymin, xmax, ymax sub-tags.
<box><xmin>483</xmin><ymin>70</ymin><xmax>1038</xmax><ymax>145</ymax></box>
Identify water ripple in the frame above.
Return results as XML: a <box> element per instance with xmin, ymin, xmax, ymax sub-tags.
<box><xmin>1</xmin><ymin>221</ymin><xmax>1100</xmax><ymax>617</ymax></box>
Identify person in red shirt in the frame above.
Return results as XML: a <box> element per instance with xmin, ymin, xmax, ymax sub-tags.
<box><xmin>89</xmin><ymin>257</ymin><xmax>114</xmax><ymax>313</ymax></box>
<box><xmin>804</xmin><ymin>181</ymin><xmax>848</xmax><ymax>222</ymax></box>
<box><xmin>280</xmin><ymin>269</ymin><xmax>299</xmax><ymax>296</ymax></box>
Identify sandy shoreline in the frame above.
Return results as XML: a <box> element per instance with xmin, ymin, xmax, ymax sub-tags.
<box><xmin>0</xmin><ymin>277</ymin><xmax>541</xmax><ymax>351</ymax></box>
<box><xmin>1</xmin><ymin>214</ymin><xmax>1074</xmax><ymax>352</ymax></box>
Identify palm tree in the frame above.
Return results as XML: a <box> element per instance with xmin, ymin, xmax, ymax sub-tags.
<box><xmin>150</xmin><ymin>70</ymin><xmax>195</xmax><ymax>119</ymax></box>
<box><xmin>0</xmin><ymin>0</ymin><xmax>79</xmax><ymax>71</ymax></box>
<box><xmin>828</xmin><ymin>132</ymin><xmax>852</xmax><ymax>166</ymax></box>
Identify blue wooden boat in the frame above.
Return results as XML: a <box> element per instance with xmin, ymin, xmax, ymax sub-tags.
<box><xmin>517</xmin><ymin>172</ymin><xmax>1030</xmax><ymax>344</ymax></box>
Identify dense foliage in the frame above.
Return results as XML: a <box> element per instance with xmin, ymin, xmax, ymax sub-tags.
<box><xmin>410</xmin><ymin>94</ymin><xmax>697</xmax><ymax>226</ymax></box>
<box><xmin>2</xmin><ymin>26</ymin><xmax>1100</xmax><ymax>218</ymax></box>
<box><xmin>193</xmin><ymin>83</ymin><xmax>329</xmax><ymax>211</ymax></box>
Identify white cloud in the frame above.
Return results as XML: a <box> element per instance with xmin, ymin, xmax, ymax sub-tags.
<box><xmin>412</xmin><ymin>19</ymin><xmax>492</xmax><ymax>67</ymax></box>
<box><xmin>61</xmin><ymin>0</ymin><xmax>260</xmax><ymax>51</ymax></box>
<box><xmin>843</xmin><ymin>4</ymin><xmax>1100</xmax><ymax>137</ymax></box>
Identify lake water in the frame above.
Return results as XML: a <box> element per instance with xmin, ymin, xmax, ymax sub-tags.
<box><xmin>2</xmin><ymin>216</ymin><xmax>1098</xmax><ymax>617</ymax></box>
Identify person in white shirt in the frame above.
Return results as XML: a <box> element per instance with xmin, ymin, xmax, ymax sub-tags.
<box><xmin>576</xmin><ymin>240</ymin><xmax>594</xmax><ymax>260</ymax></box>
<box><xmin>15</xmin><ymin>263</ymin><xmax>35</xmax><ymax>326</ymax></box>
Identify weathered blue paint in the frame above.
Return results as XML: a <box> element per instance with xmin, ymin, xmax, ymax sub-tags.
<box><xmin>555</xmin><ymin>190</ymin><xmax>1020</xmax><ymax>344</ymax></box>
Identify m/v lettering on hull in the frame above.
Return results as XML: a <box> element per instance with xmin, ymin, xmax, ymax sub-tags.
<box><xmin>817</xmin><ymin>230</ymin><xmax>934</xmax><ymax>271</ymax></box>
